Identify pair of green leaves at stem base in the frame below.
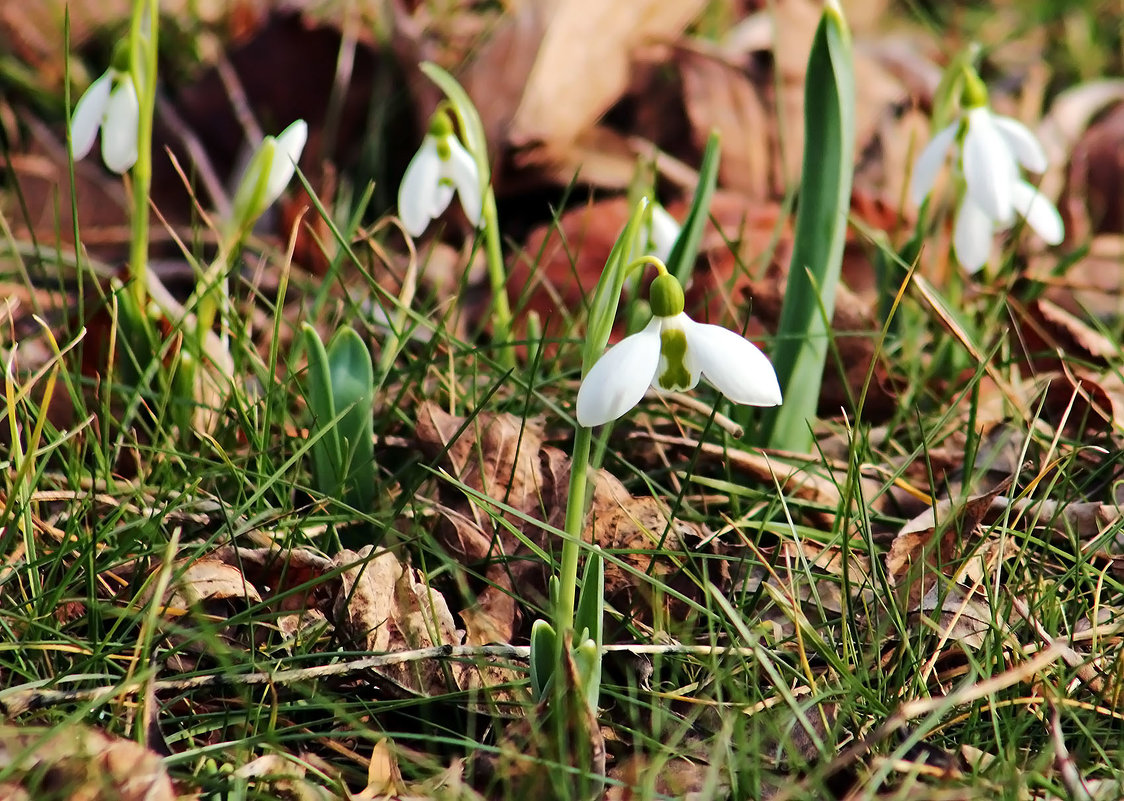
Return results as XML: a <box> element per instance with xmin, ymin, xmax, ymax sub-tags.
<box><xmin>530</xmin><ymin>548</ymin><xmax>605</xmax><ymax>710</ymax></box>
<box><xmin>300</xmin><ymin>324</ymin><xmax>377</xmax><ymax>540</ymax></box>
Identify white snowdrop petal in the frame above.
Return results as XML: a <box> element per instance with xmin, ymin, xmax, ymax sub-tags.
<box><xmin>101</xmin><ymin>79</ymin><xmax>139</xmax><ymax>173</ymax></box>
<box><xmin>953</xmin><ymin>195</ymin><xmax>995</xmax><ymax>274</ymax></box>
<box><xmin>264</xmin><ymin>119</ymin><xmax>307</xmax><ymax>207</ymax></box>
<box><xmin>71</xmin><ymin>72</ymin><xmax>113</xmax><ymax>161</ymax></box>
<box><xmin>647</xmin><ymin>204</ymin><xmax>681</xmax><ymax>264</ymax></box>
<box><xmin>444</xmin><ymin>138</ymin><xmax>482</xmax><ymax>227</ymax></box>
<box><xmin>908</xmin><ymin>122</ymin><xmax>958</xmax><ymax>206</ymax></box>
<box><xmin>962</xmin><ymin>109</ymin><xmax>1015</xmax><ymax>224</ymax></box>
<box><xmin>398</xmin><ymin>137</ymin><xmax>441</xmax><ymax>237</ymax></box>
<box><xmin>1011</xmin><ymin>180</ymin><xmax>1064</xmax><ymax>245</ymax></box>
<box><xmin>432</xmin><ymin>182</ymin><xmax>456</xmax><ymax>219</ymax></box>
<box><xmin>576</xmin><ymin>320</ymin><xmax>662</xmax><ymax>427</ymax></box>
<box><xmin>682</xmin><ymin>318</ymin><xmax>782</xmax><ymax>407</ymax></box>
<box><xmin>992</xmin><ymin>115</ymin><xmax>1048</xmax><ymax>174</ymax></box>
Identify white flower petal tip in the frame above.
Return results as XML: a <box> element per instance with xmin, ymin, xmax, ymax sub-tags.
<box><xmin>70</xmin><ymin>72</ymin><xmax>113</xmax><ymax>161</ymax></box>
<box><xmin>101</xmin><ymin>78</ymin><xmax>139</xmax><ymax>173</ymax></box>
<box><xmin>397</xmin><ymin>133</ymin><xmax>482</xmax><ymax>238</ymax></box>
<box><xmin>684</xmin><ymin>320</ymin><xmax>782</xmax><ymax>407</ymax></box>
<box><xmin>962</xmin><ymin>108</ymin><xmax>1017</xmax><ymax>224</ymax></box>
<box><xmin>909</xmin><ymin>122</ymin><xmax>957</xmax><ymax>207</ymax></box>
<box><xmin>265</xmin><ymin>119</ymin><xmax>308</xmax><ymax>203</ymax></box>
<box><xmin>647</xmin><ymin>204</ymin><xmax>682</xmax><ymax>264</ymax></box>
<box><xmin>1012</xmin><ymin>181</ymin><xmax>1064</xmax><ymax>246</ymax></box>
<box><xmin>575</xmin><ymin>321</ymin><xmax>662</xmax><ymax>427</ymax></box>
<box><xmin>992</xmin><ymin>115</ymin><xmax>1048</xmax><ymax>174</ymax></box>
<box><xmin>575</xmin><ymin>310</ymin><xmax>783</xmax><ymax>427</ymax></box>
<box><xmin>953</xmin><ymin>195</ymin><xmax>995</xmax><ymax>274</ymax></box>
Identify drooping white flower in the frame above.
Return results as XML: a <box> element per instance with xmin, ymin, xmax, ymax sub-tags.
<box><xmin>646</xmin><ymin>203</ymin><xmax>681</xmax><ymax>264</ymax></box>
<box><xmin>229</xmin><ymin>119</ymin><xmax>308</xmax><ymax>234</ymax></box>
<box><xmin>909</xmin><ymin>81</ymin><xmax>1063</xmax><ymax>273</ymax></box>
<box><xmin>70</xmin><ymin>68</ymin><xmax>139</xmax><ymax>174</ymax></box>
<box><xmin>576</xmin><ymin>272</ymin><xmax>781</xmax><ymax>427</ymax></box>
<box><xmin>398</xmin><ymin>112</ymin><xmax>482</xmax><ymax>238</ymax></box>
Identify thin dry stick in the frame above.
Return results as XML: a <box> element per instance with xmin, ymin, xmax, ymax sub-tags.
<box><xmin>0</xmin><ymin>643</ymin><xmax>761</xmax><ymax>716</ymax></box>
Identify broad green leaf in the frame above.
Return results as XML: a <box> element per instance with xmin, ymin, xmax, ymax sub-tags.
<box><xmin>761</xmin><ymin>1</ymin><xmax>855</xmax><ymax>452</ymax></box>
<box><xmin>301</xmin><ymin>323</ymin><xmax>342</xmax><ymax>498</ymax></box>
<box><xmin>529</xmin><ymin>618</ymin><xmax>558</xmax><ymax>701</ymax></box>
<box><xmin>327</xmin><ymin>327</ymin><xmax>376</xmax><ymax>514</ymax></box>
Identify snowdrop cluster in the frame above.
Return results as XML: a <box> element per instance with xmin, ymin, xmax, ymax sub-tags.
<box><xmin>398</xmin><ymin>111</ymin><xmax>482</xmax><ymax>238</ymax></box>
<box><xmin>910</xmin><ymin>74</ymin><xmax>1063</xmax><ymax>273</ymax></box>
<box><xmin>575</xmin><ymin>269</ymin><xmax>781</xmax><ymax>427</ymax></box>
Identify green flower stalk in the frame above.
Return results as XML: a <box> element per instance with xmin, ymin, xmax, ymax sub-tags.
<box><xmin>127</xmin><ymin>0</ymin><xmax>158</xmax><ymax>312</ymax></box>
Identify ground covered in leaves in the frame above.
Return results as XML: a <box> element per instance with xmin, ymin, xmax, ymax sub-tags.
<box><xmin>3</xmin><ymin>0</ymin><xmax>1124</xmax><ymax>798</ymax></box>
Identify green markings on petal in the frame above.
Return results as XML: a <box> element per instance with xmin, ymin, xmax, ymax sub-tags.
<box><xmin>658</xmin><ymin>327</ymin><xmax>691</xmax><ymax>391</ymax></box>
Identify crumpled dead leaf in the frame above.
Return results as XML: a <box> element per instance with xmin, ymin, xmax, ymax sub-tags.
<box><xmin>332</xmin><ymin>546</ymin><xmax>468</xmax><ymax>696</ymax></box>
<box><xmin>415</xmin><ymin>402</ymin><xmax>724</xmax><ymax>641</ymax></box>
<box><xmin>233</xmin><ymin>753</ymin><xmax>333</xmax><ymax>801</ymax></box>
<box><xmin>0</xmin><ymin>725</ymin><xmax>174</xmax><ymax>801</ymax></box>
<box><xmin>509</xmin><ymin>0</ymin><xmax>707</xmax><ymax>150</ymax></box>
<box><xmin>886</xmin><ymin>478</ymin><xmax>1014</xmax><ymax>610</ymax></box>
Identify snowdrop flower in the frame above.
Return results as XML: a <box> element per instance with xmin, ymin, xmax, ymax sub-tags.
<box><xmin>909</xmin><ymin>73</ymin><xmax>1063</xmax><ymax>273</ymax></box>
<box><xmin>229</xmin><ymin>119</ymin><xmax>308</xmax><ymax>234</ymax></box>
<box><xmin>398</xmin><ymin>111</ymin><xmax>482</xmax><ymax>237</ymax></box>
<box><xmin>645</xmin><ymin>202</ymin><xmax>681</xmax><ymax>264</ymax></box>
<box><xmin>576</xmin><ymin>270</ymin><xmax>781</xmax><ymax>427</ymax></box>
<box><xmin>70</xmin><ymin>67</ymin><xmax>139</xmax><ymax>174</ymax></box>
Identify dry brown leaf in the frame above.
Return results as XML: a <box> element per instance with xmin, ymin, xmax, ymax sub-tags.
<box><xmin>676</xmin><ymin>46</ymin><xmax>773</xmax><ymax>199</ymax></box>
<box><xmin>510</xmin><ymin>0</ymin><xmax>706</xmax><ymax>149</ymax></box>
<box><xmin>356</xmin><ymin>739</ymin><xmax>404</xmax><ymax>799</ymax></box>
<box><xmin>233</xmin><ymin>753</ymin><xmax>332</xmax><ymax>801</ymax></box>
<box><xmin>332</xmin><ymin>546</ymin><xmax>467</xmax><ymax>696</ymax></box>
<box><xmin>0</xmin><ymin>725</ymin><xmax>174</xmax><ymax>801</ymax></box>
<box><xmin>416</xmin><ymin>402</ymin><xmax>724</xmax><ymax>637</ymax></box>
<box><xmin>607</xmin><ymin>755</ymin><xmax>720</xmax><ymax>800</ymax></box>
<box><xmin>886</xmin><ymin>479</ymin><xmax>1013</xmax><ymax>608</ymax></box>
<box><xmin>1018</xmin><ymin>298</ymin><xmax>1119</xmax><ymax>365</ymax></box>
<box><xmin>166</xmin><ymin>557</ymin><xmax>263</xmax><ymax>613</ymax></box>
<box><xmin>911</xmin><ymin>585</ymin><xmax>993</xmax><ymax>650</ymax></box>
<box><xmin>1040</xmin><ymin>81</ymin><xmax>1124</xmax><ymax>234</ymax></box>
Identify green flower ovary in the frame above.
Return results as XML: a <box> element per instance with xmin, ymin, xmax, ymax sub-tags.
<box><xmin>960</xmin><ymin>66</ymin><xmax>989</xmax><ymax>109</ymax></box>
<box><xmin>657</xmin><ymin>328</ymin><xmax>691</xmax><ymax>391</ymax></box>
<box><xmin>428</xmin><ymin>111</ymin><xmax>456</xmax><ymax>161</ymax></box>
<box><xmin>649</xmin><ymin>273</ymin><xmax>685</xmax><ymax>318</ymax></box>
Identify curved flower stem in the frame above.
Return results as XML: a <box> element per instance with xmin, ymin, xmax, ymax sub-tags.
<box><xmin>480</xmin><ymin>186</ymin><xmax>514</xmax><ymax>369</ymax></box>
<box><xmin>555</xmin><ymin>424</ymin><xmax>592</xmax><ymax>636</ymax></box>
<box><xmin>127</xmin><ymin>0</ymin><xmax>158</xmax><ymax>313</ymax></box>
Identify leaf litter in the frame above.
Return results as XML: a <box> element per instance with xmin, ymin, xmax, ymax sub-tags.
<box><xmin>4</xmin><ymin>0</ymin><xmax>1124</xmax><ymax>798</ymax></box>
